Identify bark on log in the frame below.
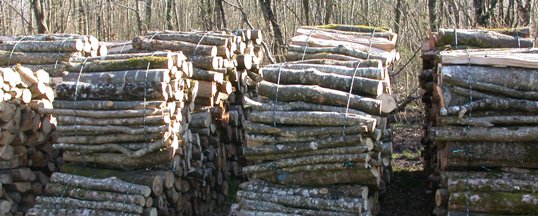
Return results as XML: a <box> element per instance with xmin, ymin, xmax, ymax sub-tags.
<box><xmin>252</xmin><ymin>164</ymin><xmax>380</xmax><ymax>186</ymax></box>
<box><xmin>132</xmin><ymin>37</ymin><xmax>217</xmax><ymax>57</ymax></box>
<box><xmin>0</xmin><ymin>39</ymin><xmax>84</xmax><ymax>52</ymax></box>
<box><xmin>244</xmin><ymin>97</ymin><xmax>373</xmax><ymax>117</ymax></box>
<box><xmin>243</xmin><ymin>153</ymin><xmax>370</xmax><ymax>174</ymax></box>
<box><xmin>448</xmin><ymin>178</ymin><xmax>538</xmax><ymax>193</ymax></box>
<box><xmin>437</xmin><ymin>28</ymin><xmax>534</xmax><ymax>48</ymax></box>
<box><xmin>57</xmin><ymin>115</ymin><xmax>170</xmax><ymax>126</ymax></box>
<box><xmin>286</xmin><ymin>51</ymin><xmax>363</xmax><ymax>62</ymax></box>
<box><xmin>449</xmin><ymin>192</ymin><xmax>538</xmax><ymax>214</ymax></box>
<box><xmin>63</xmin><ymin>69</ymin><xmax>172</xmax><ymax>84</ymax></box>
<box><xmin>288</xmin><ymin>59</ymin><xmax>382</xmax><ymax>69</ymax></box>
<box><xmin>191</xmin><ymin>68</ymin><xmax>224</xmax><ymax>83</ymax></box>
<box><xmin>53</xmin><ymin>100</ymin><xmax>168</xmax><ymax>110</ymax></box>
<box><xmin>26</xmin><ymin>205</ymin><xmax>140</xmax><ymax>216</ymax></box>
<box><xmin>149</xmin><ymin>33</ymin><xmax>229</xmax><ymax>46</ymax></box>
<box><xmin>238</xmin><ymin>199</ymin><xmax>357</xmax><ymax>216</ymax></box>
<box><xmin>45</xmin><ymin>183</ymin><xmax>146</xmax><ymax>206</ymax></box>
<box><xmin>56</xmin><ymin>125</ymin><xmax>168</xmax><ymax>135</ymax></box>
<box><xmin>0</xmin><ymin>50</ymin><xmax>77</xmax><ymax>66</ymax></box>
<box><xmin>53</xmin><ymin>138</ymin><xmax>173</xmax><ymax>157</ymax></box>
<box><xmin>68</xmin><ymin>56</ymin><xmax>173</xmax><ymax>72</ymax></box>
<box><xmin>443</xmin><ymin>73</ymin><xmax>538</xmax><ymax>101</ymax></box>
<box><xmin>249</xmin><ymin>111</ymin><xmax>376</xmax><ymax>130</ymax></box>
<box><xmin>431</xmin><ymin>126</ymin><xmax>538</xmax><ymax>142</ymax></box>
<box><xmin>57</xmin><ymin>132</ymin><xmax>164</xmax><ymax>144</ymax></box>
<box><xmin>288</xmin><ymin>45</ymin><xmax>393</xmax><ymax>65</ymax></box>
<box><xmin>440</xmin><ymin>142</ymin><xmax>538</xmax><ymax>169</ymax></box>
<box><xmin>55</xmin><ymin>81</ymin><xmax>170</xmax><ymax>101</ymax></box>
<box><xmin>244</xmin><ymin>134</ymin><xmax>367</xmax><ymax>154</ymax></box>
<box><xmin>257</xmin><ymin>81</ymin><xmax>384</xmax><ymax>115</ymax></box>
<box><xmin>236</xmin><ymin>191</ymin><xmax>364</xmax><ymax>214</ymax></box>
<box><xmin>35</xmin><ymin>196</ymin><xmax>143</xmax><ymax>214</ymax></box>
<box><xmin>291</xmin><ymin>35</ymin><xmax>394</xmax><ymax>58</ymax></box>
<box><xmin>439</xmin><ymin>115</ymin><xmax>538</xmax><ymax>127</ymax></box>
<box><xmin>441</xmin><ymin>170</ymin><xmax>538</xmax><ymax>188</ymax></box>
<box><xmin>441</xmin><ymin>65</ymin><xmax>538</xmax><ymax>91</ymax></box>
<box><xmin>297</xmin><ymin>26</ymin><xmax>396</xmax><ymax>46</ymax></box>
<box><xmin>40</xmin><ymin>108</ymin><xmax>163</xmax><ymax>118</ymax></box>
<box><xmin>262</xmin><ymin>68</ymin><xmax>383</xmax><ymax>96</ymax></box>
<box><xmin>440</xmin><ymin>99</ymin><xmax>538</xmax><ymax>117</ymax></box>
<box><xmin>239</xmin><ymin>180</ymin><xmax>369</xmax><ymax>198</ymax></box>
<box><xmin>245</xmin><ymin>145</ymin><xmax>373</xmax><ymax>161</ymax></box>
<box><xmin>265</xmin><ymin>63</ymin><xmax>385</xmax><ymax>80</ymax></box>
<box><xmin>61</xmin><ymin>148</ymin><xmax>173</xmax><ymax>169</ymax></box>
<box><xmin>49</xmin><ymin>172</ymin><xmax>151</xmax><ymax>197</ymax></box>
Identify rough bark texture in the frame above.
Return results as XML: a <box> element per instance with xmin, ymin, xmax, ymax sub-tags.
<box><xmin>132</xmin><ymin>37</ymin><xmax>216</xmax><ymax>57</ymax></box>
<box><xmin>0</xmin><ymin>39</ymin><xmax>83</xmax><ymax>52</ymax></box>
<box><xmin>243</xmin><ymin>153</ymin><xmax>370</xmax><ymax>174</ymax></box>
<box><xmin>35</xmin><ymin>196</ymin><xmax>143</xmax><ymax>214</ymax></box>
<box><xmin>437</xmin><ymin>28</ymin><xmax>534</xmax><ymax>48</ymax></box>
<box><xmin>249</xmin><ymin>111</ymin><xmax>376</xmax><ymax>129</ymax></box>
<box><xmin>440</xmin><ymin>142</ymin><xmax>538</xmax><ymax>169</ymax></box>
<box><xmin>55</xmin><ymin>81</ymin><xmax>170</xmax><ymax>101</ymax></box>
<box><xmin>45</xmin><ymin>183</ymin><xmax>146</xmax><ymax>206</ymax></box>
<box><xmin>288</xmin><ymin>45</ymin><xmax>393</xmax><ymax>65</ymax></box>
<box><xmin>449</xmin><ymin>192</ymin><xmax>538</xmax><ymax>214</ymax></box>
<box><xmin>265</xmin><ymin>63</ymin><xmax>385</xmax><ymax>80</ymax></box>
<box><xmin>49</xmin><ymin>172</ymin><xmax>151</xmax><ymax>197</ymax></box>
<box><xmin>431</xmin><ymin>126</ymin><xmax>538</xmax><ymax>142</ymax></box>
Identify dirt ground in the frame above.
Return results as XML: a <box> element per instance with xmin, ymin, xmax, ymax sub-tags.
<box><xmin>378</xmin><ymin>121</ymin><xmax>434</xmax><ymax>216</ymax></box>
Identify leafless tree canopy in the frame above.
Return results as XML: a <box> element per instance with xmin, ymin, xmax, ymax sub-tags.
<box><xmin>0</xmin><ymin>0</ymin><xmax>536</xmax><ymax>100</ymax></box>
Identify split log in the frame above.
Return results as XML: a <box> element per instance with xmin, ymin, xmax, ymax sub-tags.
<box><xmin>449</xmin><ymin>192</ymin><xmax>538</xmax><ymax>214</ymax></box>
<box><xmin>262</xmin><ymin>68</ymin><xmax>383</xmax><ymax>96</ymax></box>
<box><xmin>243</xmin><ymin>153</ymin><xmax>370</xmax><ymax>174</ymax></box>
<box><xmin>440</xmin><ymin>142</ymin><xmax>538</xmax><ymax>169</ymax></box>
<box><xmin>431</xmin><ymin>126</ymin><xmax>538</xmax><ymax>142</ymax></box>
<box><xmin>0</xmin><ymin>39</ymin><xmax>84</xmax><ymax>52</ymax></box>
<box><xmin>257</xmin><ymin>81</ymin><xmax>385</xmax><ymax>115</ymax></box>
<box><xmin>236</xmin><ymin>191</ymin><xmax>364</xmax><ymax>214</ymax></box>
<box><xmin>45</xmin><ymin>183</ymin><xmax>146</xmax><ymax>206</ymax></box>
<box><xmin>55</xmin><ymin>81</ymin><xmax>170</xmax><ymax>101</ymax></box>
<box><xmin>265</xmin><ymin>63</ymin><xmax>385</xmax><ymax>80</ymax></box>
<box><xmin>35</xmin><ymin>196</ymin><xmax>143</xmax><ymax>214</ymax></box>
<box><xmin>49</xmin><ymin>172</ymin><xmax>152</xmax><ymax>197</ymax></box>
<box><xmin>249</xmin><ymin>111</ymin><xmax>376</xmax><ymax>129</ymax></box>
<box><xmin>437</xmin><ymin>28</ymin><xmax>534</xmax><ymax>48</ymax></box>
<box><xmin>440</xmin><ymin>49</ymin><xmax>538</xmax><ymax>69</ymax></box>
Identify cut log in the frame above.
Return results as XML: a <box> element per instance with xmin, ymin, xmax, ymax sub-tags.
<box><xmin>435</xmin><ymin>189</ymin><xmax>448</xmax><ymax>207</ymax></box>
<box><xmin>244</xmin><ymin>145</ymin><xmax>372</xmax><ymax>161</ymax></box>
<box><xmin>239</xmin><ymin>180</ymin><xmax>369</xmax><ymax>198</ymax></box>
<box><xmin>288</xmin><ymin>59</ymin><xmax>382</xmax><ymax>68</ymax></box>
<box><xmin>440</xmin><ymin>49</ymin><xmax>538</xmax><ymax>69</ymax></box>
<box><xmin>61</xmin><ymin>148</ymin><xmax>174</xmax><ymax>169</ymax></box>
<box><xmin>449</xmin><ymin>192</ymin><xmax>538</xmax><ymax>214</ymax></box>
<box><xmin>39</xmin><ymin>108</ymin><xmax>163</xmax><ymax>118</ymax></box>
<box><xmin>443</xmin><ymin>73</ymin><xmax>538</xmax><ymax>100</ymax></box>
<box><xmin>244</xmin><ymin>97</ymin><xmax>373</xmax><ymax>117</ymax></box>
<box><xmin>35</xmin><ymin>196</ymin><xmax>143</xmax><ymax>214</ymax></box>
<box><xmin>49</xmin><ymin>172</ymin><xmax>152</xmax><ymax>197</ymax></box>
<box><xmin>55</xmin><ymin>81</ymin><xmax>170</xmax><ymax>101</ymax></box>
<box><xmin>45</xmin><ymin>183</ymin><xmax>146</xmax><ymax>206</ymax></box>
<box><xmin>291</xmin><ymin>35</ymin><xmax>394</xmax><ymax>58</ymax></box>
<box><xmin>244</xmin><ymin>134</ymin><xmax>366</xmax><ymax>153</ymax></box>
<box><xmin>53</xmin><ymin>100</ymin><xmax>168</xmax><ymax>110</ymax></box>
<box><xmin>26</xmin><ymin>206</ymin><xmax>139</xmax><ymax>216</ymax></box>
<box><xmin>431</xmin><ymin>126</ymin><xmax>538</xmax><ymax>142</ymax></box>
<box><xmin>257</xmin><ymin>81</ymin><xmax>384</xmax><ymax>115</ymax></box>
<box><xmin>57</xmin><ymin>132</ymin><xmax>164</xmax><ymax>144</ymax></box>
<box><xmin>132</xmin><ymin>37</ymin><xmax>217</xmax><ymax>57</ymax></box>
<box><xmin>191</xmin><ymin>68</ymin><xmax>224</xmax><ymax>83</ymax></box>
<box><xmin>265</xmin><ymin>63</ymin><xmax>385</xmax><ymax>80</ymax></box>
<box><xmin>440</xmin><ymin>142</ymin><xmax>538</xmax><ymax>169</ymax></box>
<box><xmin>0</xmin><ymin>50</ymin><xmax>77</xmax><ymax>65</ymax></box>
<box><xmin>149</xmin><ymin>33</ymin><xmax>229</xmax><ymax>46</ymax></box>
<box><xmin>57</xmin><ymin>115</ymin><xmax>170</xmax><ymax>126</ymax></box>
<box><xmin>0</xmin><ymin>39</ymin><xmax>84</xmax><ymax>52</ymax></box>
<box><xmin>439</xmin><ymin>115</ymin><xmax>538</xmax><ymax>127</ymax></box>
<box><xmin>56</xmin><ymin>125</ymin><xmax>168</xmax><ymax>135</ymax></box>
<box><xmin>288</xmin><ymin>45</ymin><xmax>393</xmax><ymax>65</ymax></box>
<box><xmin>243</xmin><ymin>153</ymin><xmax>370</xmax><ymax>174</ymax></box>
<box><xmin>238</xmin><ymin>199</ymin><xmax>357</xmax><ymax>216</ymax></box>
<box><xmin>63</xmin><ymin>69</ymin><xmax>172</xmax><ymax>84</ymax></box>
<box><xmin>441</xmin><ymin>65</ymin><xmax>538</xmax><ymax>92</ymax></box>
<box><xmin>236</xmin><ymin>190</ymin><xmax>364</xmax><ymax>214</ymax></box>
<box><xmin>440</xmin><ymin>98</ymin><xmax>538</xmax><ymax>117</ymax></box>
<box><xmin>437</xmin><ymin>28</ymin><xmax>534</xmax><ymax>48</ymax></box>
<box><xmin>68</xmin><ymin>56</ymin><xmax>173</xmax><ymax>72</ymax></box>
<box><xmin>262</xmin><ymin>68</ymin><xmax>383</xmax><ymax>96</ymax></box>
<box><xmin>249</xmin><ymin>111</ymin><xmax>376</xmax><ymax>130</ymax></box>
<box><xmin>287</xmin><ymin>51</ymin><xmax>363</xmax><ymax>62</ymax></box>
<box><xmin>447</xmin><ymin>177</ymin><xmax>538</xmax><ymax>193</ymax></box>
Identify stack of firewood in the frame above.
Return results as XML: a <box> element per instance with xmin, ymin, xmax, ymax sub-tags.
<box><xmin>0</xmin><ymin>34</ymin><xmax>107</xmax><ymax>77</ymax></box>
<box><xmin>232</xmin><ymin>24</ymin><xmax>399</xmax><ymax>216</ymax></box>
<box><xmin>0</xmin><ymin>65</ymin><xmax>56</xmax><ymax>214</ymax></box>
<box><xmin>420</xmin><ymin>28</ymin><xmax>538</xmax><ymax>215</ymax></box>
<box><xmin>27</xmin><ymin>172</ymin><xmax>157</xmax><ymax>216</ymax></box>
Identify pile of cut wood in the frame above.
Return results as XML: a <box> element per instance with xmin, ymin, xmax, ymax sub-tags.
<box><xmin>0</xmin><ymin>65</ymin><xmax>56</xmax><ymax>214</ymax></box>
<box><xmin>232</xmin><ymin>24</ymin><xmax>399</xmax><ymax>216</ymax></box>
<box><xmin>0</xmin><ymin>34</ymin><xmax>107</xmax><ymax>77</ymax></box>
<box><xmin>421</xmin><ymin>28</ymin><xmax>538</xmax><ymax>215</ymax></box>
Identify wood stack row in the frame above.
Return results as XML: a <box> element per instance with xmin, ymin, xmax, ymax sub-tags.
<box><xmin>0</xmin><ymin>65</ymin><xmax>56</xmax><ymax>215</ymax></box>
<box><xmin>0</xmin><ymin>34</ymin><xmax>107</xmax><ymax>77</ymax></box>
<box><xmin>129</xmin><ymin>30</ymin><xmax>266</xmax><ymax>215</ymax></box>
<box><xmin>27</xmin><ymin>172</ymin><xmax>158</xmax><ymax>216</ymax></box>
<box><xmin>420</xmin><ymin>28</ymin><xmax>537</xmax><ymax>215</ymax></box>
<box><xmin>232</xmin><ymin>24</ymin><xmax>399</xmax><ymax>216</ymax></box>
<box><xmin>36</xmin><ymin>52</ymin><xmax>201</xmax><ymax>215</ymax></box>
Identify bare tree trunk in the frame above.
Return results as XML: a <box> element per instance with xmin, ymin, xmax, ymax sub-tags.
<box><xmin>428</xmin><ymin>0</ymin><xmax>437</xmax><ymax>30</ymax></box>
<box><xmin>145</xmin><ymin>0</ymin><xmax>152</xmax><ymax>31</ymax></box>
<box><xmin>215</xmin><ymin>0</ymin><xmax>227</xmax><ymax>30</ymax></box>
<box><xmin>394</xmin><ymin>0</ymin><xmax>402</xmax><ymax>33</ymax></box>
<box><xmin>135</xmin><ymin>0</ymin><xmax>143</xmax><ymax>35</ymax></box>
<box><xmin>259</xmin><ymin>0</ymin><xmax>285</xmax><ymax>60</ymax></box>
<box><xmin>324</xmin><ymin>0</ymin><xmax>334</xmax><ymax>24</ymax></box>
<box><xmin>302</xmin><ymin>0</ymin><xmax>310</xmax><ymax>25</ymax></box>
<box><xmin>166</xmin><ymin>0</ymin><xmax>174</xmax><ymax>30</ymax></box>
<box><xmin>31</xmin><ymin>0</ymin><xmax>49</xmax><ymax>34</ymax></box>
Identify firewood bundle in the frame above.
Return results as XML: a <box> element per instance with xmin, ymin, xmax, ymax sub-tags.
<box><xmin>27</xmin><ymin>172</ymin><xmax>158</xmax><ymax>216</ymax></box>
<box><xmin>421</xmin><ymin>28</ymin><xmax>538</xmax><ymax>215</ymax></box>
<box><xmin>232</xmin><ymin>24</ymin><xmax>399</xmax><ymax>216</ymax></box>
<box><xmin>0</xmin><ymin>34</ymin><xmax>107</xmax><ymax>77</ymax></box>
<box><xmin>0</xmin><ymin>65</ymin><xmax>56</xmax><ymax>215</ymax></box>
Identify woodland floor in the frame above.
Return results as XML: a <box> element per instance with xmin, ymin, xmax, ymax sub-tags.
<box><xmin>213</xmin><ymin>108</ymin><xmax>433</xmax><ymax>216</ymax></box>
